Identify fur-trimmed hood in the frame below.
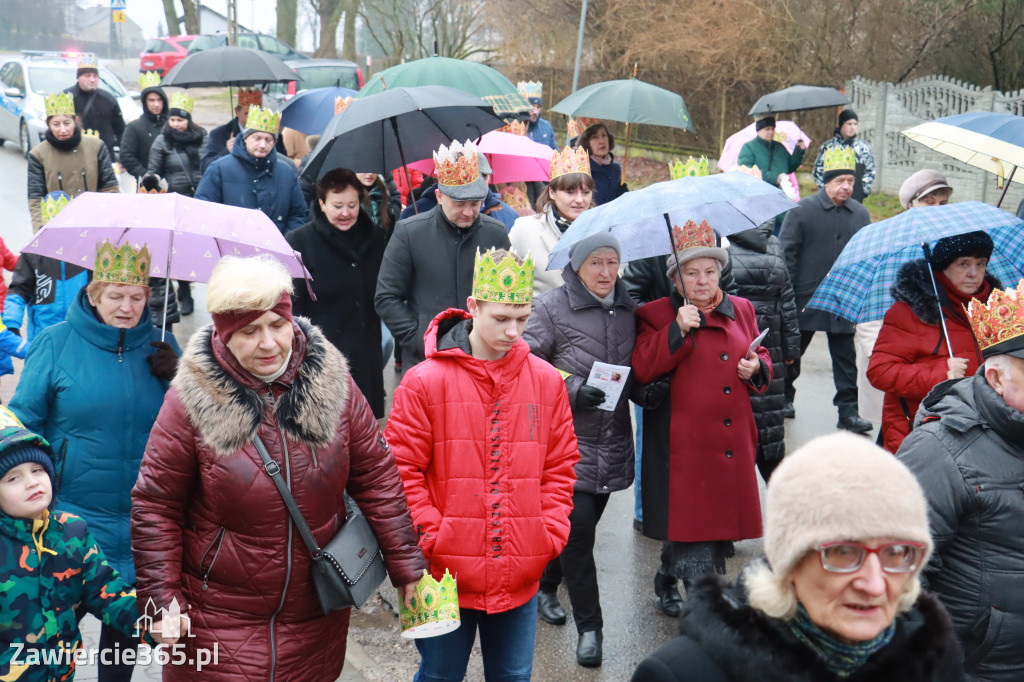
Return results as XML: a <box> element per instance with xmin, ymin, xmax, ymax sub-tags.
<box><xmin>891</xmin><ymin>259</ymin><xmax>1001</xmax><ymax>326</ymax></box>
<box><xmin>172</xmin><ymin>317</ymin><xmax>350</xmax><ymax>456</ymax></box>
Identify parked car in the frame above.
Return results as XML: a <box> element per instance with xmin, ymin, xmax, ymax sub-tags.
<box><xmin>263</xmin><ymin>59</ymin><xmax>364</xmax><ymax>107</ymax></box>
<box><xmin>188</xmin><ymin>33</ymin><xmax>308</xmax><ymax>61</ymax></box>
<box><xmin>139</xmin><ymin>35</ymin><xmax>196</xmax><ymax>76</ymax></box>
<box><xmin>0</xmin><ymin>52</ymin><xmax>142</xmax><ymax>158</ymax></box>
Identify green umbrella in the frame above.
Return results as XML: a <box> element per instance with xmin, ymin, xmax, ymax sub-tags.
<box><xmin>550</xmin><ymin>78</ymin><xmax>695</xmax><ymax>132</ymax></box>
<box><xmin>359</xmin><ymin>56</ymin><xmax>530</xmax><ymax>116</ymax></box>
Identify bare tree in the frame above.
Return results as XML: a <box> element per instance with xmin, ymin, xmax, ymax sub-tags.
<box><xmin>179</xmin><ymin>0</ymin><xmax>200</xmax><ymax>35</ymax></box>
<box><xmin>161</xmin><ymin>0</ymin><xmax>180</xmax><ymax>36</ymax></box>
<box><xmin>278</xmin><ymin>0</ymin><xmax>298</xmax><ymax>48</ymax></box>
<box><xmin>360</xmin><ymin>0</ymin><xmax>494</xmax><ymax>62</ymax></box>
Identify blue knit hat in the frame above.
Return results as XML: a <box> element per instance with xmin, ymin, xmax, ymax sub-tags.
<box><xmin>0</xmin><ymin>407</ymin><xmax>55</xmax><ymax>485</ymax></box>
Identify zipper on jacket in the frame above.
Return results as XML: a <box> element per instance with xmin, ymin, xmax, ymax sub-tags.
<box><xmin>266</xmin><ymin>389</ymin><xmax>293</xmax><ymax>682</ymax></box>
<box><xmin>310</xmin><ymin>445</ymin><xmax>318</xmax><ymax>469</ymax></box>
<box><xmin>117</xmin><ymin>328</ymin><xmax>125</xmax><ymax>362</ymax></box>
<box><xmin>82</xmin><ymin>168</ymin><xmax>88</xmax><ymax>191</ymax></box>
<box><xmin>199</xmin><ymin>526</ymin><xmax>227</xmax><ymax>591</ymax></box>
<box><xmin>57</xmin><ymin>172</ymin><xmax>64</xmax><ymax>191</ymax></box>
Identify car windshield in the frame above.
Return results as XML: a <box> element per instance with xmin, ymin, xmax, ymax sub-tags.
<box><xmin>189</xmin><ymin>35</ymin><xmax>226</xmax><ymax>53</ymax></box>
<box><xmin>178</xmin><ymin>39</ymin><xmax>194</xmax><ymax>51</ymax></box>
<box><xmin>143</xmin><ymin>39</ymin><xmax>169</xmax><ymax>54</ymax></box>
<box><xmin>296</xmin><ymin>66</ymin><xmax>359</xmax><ymax>91</ymax></box>
<box><xmin>29</xmin><ymin>66</ymin><xmax>126</xmax><ymax>98</ymax></box>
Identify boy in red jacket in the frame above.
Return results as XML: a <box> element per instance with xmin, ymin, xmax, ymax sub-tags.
<box><xmin>387</xmin><ymin>248</ymin><xmax>578</xmax><ymax>681</ymax></box>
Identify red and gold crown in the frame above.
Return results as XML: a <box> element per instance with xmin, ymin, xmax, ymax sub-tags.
<box><xmin>671</xmin><ymin>219</ymin><xmax>716</xmax><ymax>253</ymax></box>
<box><xmin>237</xmin><ymin>88</ymin><xmax>263</xmax><ymax>108</ymax></box>
<box><xmin>497</xmin><ymin>119</ymin><xmax>527</xmax><ymax>136</ymax></box>
<box><xmin>434</xmin><ymin>140</ymin><xmax>480</xmax><ymax>187</ymax></box>
<box><xmin>550</xmin><ymin>146</ymin><xmax>590</xmax><ymax>180</ymax></box>
<box><xmin>500</xmin><ymin>186</ymin><xmax>532</xmax><ymax>215</ymax></box>
<box><xmin>334</xmin><ymin>96</ymin><xmax>353</xmax><ymax>114</ymax></box>
<box><xmin>730</xmin><ymin>164</ymin><xmax>763</xmax><ymax>180</ymax></box>
<box><xmin>968</xmin><ymin>280</ymin><xmax>1024</xmax><ymax>356</ymax></box>
<box><xmin>566</xmin><ymin>116</ymin><xmax>598</xmax><ymax>140</ymax></box>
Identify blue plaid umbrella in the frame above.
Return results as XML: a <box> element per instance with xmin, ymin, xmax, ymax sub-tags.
<box><xmin>807</xmin><ymin>201</ymin><xmax>1024</xmax><ymax>325</ymax></box>
<box><xmin>547</xmin><ymin>172</ymin><xmax>796</xmax><ymax>270</ymax></box>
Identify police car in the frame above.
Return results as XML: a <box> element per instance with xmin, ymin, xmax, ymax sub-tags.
<box><xmin>0</xmin><ymin>51</ymin><xmax>142</xmax><ymax>158</ymax></box>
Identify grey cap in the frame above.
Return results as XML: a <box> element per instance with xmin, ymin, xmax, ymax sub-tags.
<box><xmin>569</xmin><ymin>232</ymin><xmax>621</xmax><ymax>272</ymax></box>
<box><xmin>439</xmin><ymin>175</ymin><xmax>489</xmax><ymax>201</ymax></box>
<box><xmin>477</xmin><ymin>152</ymin><xmax>492</xmax><ymax>176</ymax></box>
<box><xmin>899</xmin><ymin>169</ymin><xmax>952</xmax><ymax>209</ymax></box>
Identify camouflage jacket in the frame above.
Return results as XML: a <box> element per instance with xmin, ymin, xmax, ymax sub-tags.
<box><xmin>0</xmin><ymin>510</ymin><xmax>143</xmax><ymax>681</ymax></box>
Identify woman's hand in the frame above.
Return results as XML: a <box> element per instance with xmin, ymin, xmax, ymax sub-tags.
<box><xmin>399</xmin><ymin>582</ymin><xmax>418</xmax><ymax>610</ymax></box>
<box><xmin>675</xmin><ymin>304</ymin><xmax>701</xmax><ymax>336</ymax></box>
<box><xmin>737</xmin><ymin>351</ymin><xmax>760</xmax><ymax>381</ymax></box>
<box><xmin>149</xmin><ymin>614</ymin><xmax>190</xmax><ymax>646</ymax></box>
<box><xmin>946</xmin><ymin>356</ymin><xmax>968</xmax><ymax>380</ymax></box>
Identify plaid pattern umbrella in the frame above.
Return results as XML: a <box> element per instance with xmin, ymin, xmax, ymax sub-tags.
<box><xmin>807</xmin><ymin>201</ymin><xmax>1024</xmax><ymax>323</ymax></box>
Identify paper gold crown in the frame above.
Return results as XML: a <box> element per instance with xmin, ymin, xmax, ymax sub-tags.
<box><xmin>399</xmin><ymin>570</ymin><xmax>460</xmax><ymax>639</ymax></box>
<box><xmin>41</xmin><ymin>191</ymin><xmax>71</xmax><ymax>224</ymax></box>
<box><xmin>500</xmin><ymin>186</ymin><xmax>531</xmax><ymax>214</ymax></box>
<box><xmin>246</xmin><ymin>105</ymin><xmax>280</xmax><ymax>135</ymax></box>
<box><xmin>497</xmin><ymin>119</ymin><xmax>527</xmax><ymax>136</ymax></box>
<box><xmin>550</xmin><ymin>146</ymin><xmax>590</xmax><ymax>180</ymax></box>
<box><xmin>237</xmin><ymin>88</ymin><xmax>263</xmax><ymax>108</ymax></box>
<box><xmin>94</xmin><ymin>240</ymin><xmax>151</xmax><ymax>287</ymax></box>
<box><xmin>822</xmin><ymin>145</ymin><xmax>857</xmax><ymax>173</ymax></box>
<box><xmin>968</xmin><ymin>280</ymin><xmax>1024</xmax><ymax>356</ymax></box>
<box><xmin>566</xmin><ymin>116</ymin><xmax>584</xmax><ymax>140</ymax></box>
<box><xmin>434</xmin><ymin>140</ymin><xmax>481</xmax><ymax>188</ymax></box>
<box><xmin>517</xmin><ymin>81</ymin><xmax>542</xmax><ymax>100</ymax></box>
<box><xmin>77</xmin><ymin>54</ymin><xmax>99</xmax><ymax>70</ymax></box>
<box><xmin>334</xmin><ymin>96</ymin><xmax>353</xmax><ymax>114</ymax></box>
<box><xmin>670</xmin><ymin>156</ymin><xmax>709</xmax><ymax>180</ymax></box>
<box><xmin>138</xmin><ymin>71</ymin><xmax>162</xmax><ymax>89</ymax></box>
<box><xmin>672</xmin><ymin>219</ymin><xmax>716</xmax><ymax>254</ymax></box>
<box><xmin>169</xmin><ymin>91</ymin><xmax>194</xmax><ymax>114</ymax></box>
<box><xmin>45</xmin><ymin>92</ymin><xmax>76</xmax><ymax>118</ymax></box>
<box><xmin>82</xmin><ymin>129</ymin><xmax>100</xmax><ymax>139</ymax></box>
<box><xmin>730</xmin><ymin>164</ymin><xmax>763</xmax><ymax>180</ymax></box>
<box><xmin>473</xmin><ymin>248</ymin><xmax>535</xmax><ymax>304</ymax></box>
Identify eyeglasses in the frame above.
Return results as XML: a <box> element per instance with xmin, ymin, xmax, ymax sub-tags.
<box><xmin>816</xmin><ymin>541</ymin><xmax>926</xmax><ymax>574</ymax></box>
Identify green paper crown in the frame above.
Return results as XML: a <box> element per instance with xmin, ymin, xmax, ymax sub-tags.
<box><xmin>247</xmin><ymin>105</ymin><xmax>281</xmax><ymax>135</ymax></box>
<box><xmin>473</xmin><ymin>248</ymin><xmax>534</xmax><ymax>305</ymax></box>
<box><xmin>94</xmin><ymin>240</ymin><xmax>151</xmax><ymax>287</ymax></box>
<box><xmin>170</xmin><ymin>91</ymin><xmax>194</xmax><ymax>114</ymax></box>
<box><xmin>399</xmin><ymin>569</ymin><xmax>460</xmax><ymax>638</ymax></box>
<box><xmin>41</xmin><ymin>191</ymin><xmax>71</xmax><ymax>224</ymax></box>
<box><xmin>138</xmin><ymin>71</ymin><xmax>161</xmax><ymax>89</ymax></box>
<box><xmin>45</xmin><ymin>92</ymin><xmax>76</xmax><ymax>118</ymax></box>
<box><xmin>670</xmin><ymin>156</ymin><xmax>709</xmax><ymax>180</ymax></box>
<box><xmin>823</xmin><ymin>145</ymin><xmax>857</xmax><ymax>173</ymax></box>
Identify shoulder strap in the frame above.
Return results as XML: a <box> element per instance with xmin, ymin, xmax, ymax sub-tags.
<box><xmin>252</xmin><ymin>434</ymin><xmax>322</xmax><ymax>559</ymax></box>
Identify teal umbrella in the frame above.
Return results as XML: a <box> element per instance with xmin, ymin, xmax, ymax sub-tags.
<box><xmin>550</xmin><ymin>78</ymin><xmax>695</xmax><ymax>132</ymax></box>
<box><xmin>359</xmin><ymin>56</ymin><xmax>530</xmax><ymax>115</ymax></box>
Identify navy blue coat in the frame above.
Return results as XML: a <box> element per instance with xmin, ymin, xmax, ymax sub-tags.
<box><xmin>590</xmin><ymin>156</ymin><xmax>624</xmax><ymax>206</ymax></box>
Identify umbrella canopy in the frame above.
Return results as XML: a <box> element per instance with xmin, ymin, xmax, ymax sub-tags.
<box><xmin>161</xmin><ymin>46</ymin><xmax>299</xmax><ymax>88</ymax></box>
<box><xmin>807</xmin><ymin>201</ymin><xmax>1024</xmax><ymax>324</ymax></box>
<box><xmin>301</xmin><ymin>86</ymin><xmax>505</xmax><ymax>183</ymax></box>
<box><xmin>547</xmin><ymin>172</ymin><xmax>796</xmax><ymax>270</ymax></box>
<box><xmin>405</xmin><ymin>130</ymin><xmax>553</xmax><ymax>184</ymax></box>
<box><xmin>358</xmin><ymin>56</ymin><xmax>530</xmax><ymax>115</ymax></box>
<box><xmin>748</xmin><ymin>85</ymin><xmax>850</xmax><ymax>116</ymax></box>
<box><xmin>279</xmin><ymin>86</ymin><xmax>359</xmax><ymax>135</ymax></box>
<box><xmin>551</xmin><ymin>78</ymin><xmax>695</xmax><ymax>131</ymax></box>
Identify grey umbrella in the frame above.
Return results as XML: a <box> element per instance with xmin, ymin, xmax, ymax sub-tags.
<box><xmin>161</xmin><ymin>46</ymin><xmax>299</xmax><ymax>88</ymax></box>
<box><xmin>748</xmin><ymin>85</ymin><xmax>851</xmax><ymax>116</ymax></box>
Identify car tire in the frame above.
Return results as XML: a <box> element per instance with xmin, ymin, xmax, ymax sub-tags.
<box><xmin>19</xmin><ymin>120</ymin><xmax>30</xmax><ymax>158</ymax></box>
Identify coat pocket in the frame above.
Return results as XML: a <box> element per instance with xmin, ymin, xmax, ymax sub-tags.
<box><xmin>964</xmin><ymin>606</ymin><xmax>1004</xmax><ymax>672</ymax></box>
<box><xmin>198</xmin><ymin>526</ymin><xmax>226</xmax><ymax>592</ymax></box>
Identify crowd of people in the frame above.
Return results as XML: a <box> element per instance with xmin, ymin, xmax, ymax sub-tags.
<box><xmin>1</xmin><ymin>59</ymin><xmax>1022</xmax><ymax>682</ymax></box>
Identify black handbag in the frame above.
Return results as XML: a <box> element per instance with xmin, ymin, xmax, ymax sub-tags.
<box><xmin>253</xmin><ymin>435</ymin><xmax>388</xmax><ymax>614</ymax></box>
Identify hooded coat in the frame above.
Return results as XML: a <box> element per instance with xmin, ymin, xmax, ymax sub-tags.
<box><xmin>387</xmin><ymin>309</ymin><xmax>579</xmax><ymax>613</ymax></box>
<box><xmin>9</xmin><ymin>288</ymin><xmax>179</xmax><ymax>583</ymax></box>
<box><xmin>897</xmin><ymin>374</ymin><xmax>1024</xmax><ymax>682</ymax></box>
<box><xmin>63</xmin><ymin>84</ymin><xmax>125</xmax><ymax>157</ymax></box>
<box><xmin>119</xmin><ymin>85</ymin><xmax>168</xmax><ymax>178</ymax></box>
<box><xmin>131</xmin><ymin>319</ymin><xmax>426</xmax><ymax>680</ymax></box>
<box><xmin>726</xmin><ymin>224</ymin><xmax>801</xmax><ymax>466</ymax></box>
<box><xmin>867</xmin><ymin>260</ymin><xmax>996</xmax><ymax>452</ymax></box>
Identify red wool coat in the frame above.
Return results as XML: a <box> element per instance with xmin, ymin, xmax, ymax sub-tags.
<box><xmin>387</xmin><ymin>309</ymin><xmax>579</xmax><ymax>614</ymax></box>
<box><xmin>632</xmin><ymin>293</ymin><xmax>771</xmax><ymax>543</ymax></box>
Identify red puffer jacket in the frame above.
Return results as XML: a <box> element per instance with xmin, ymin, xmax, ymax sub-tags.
<box><xmin>387</xmin><ymin>308</ymin><xmax>578</xmax><ymax>614</ymax></box>
<box><xmin>132</xmin><ymin>319</ymin><xmax>426</xmax><ymax>681</ymax></box>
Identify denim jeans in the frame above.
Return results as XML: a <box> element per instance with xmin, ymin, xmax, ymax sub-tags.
<box><xmin>413</xmin><ymin>593</ymin><xmax>538</xmax><ymax>682</ymax></box>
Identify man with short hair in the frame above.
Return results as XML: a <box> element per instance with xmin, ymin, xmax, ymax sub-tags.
<box><xmin>387</xmin><ymin>247</ymin><xmax>578</xmax><ymax>682</ymax></box>
<box><xmin>376</xmin><ymin>140</ymin><xmax>511</xmax><ymax>368</ymax></box>
<box><xmin>897</xmin><ymin>279</ymin><xmax>1024</xmax><ymax>682</ymax></box>
<box><xmin>780</xmin><ymin>146</ymin><xmax>872</xmax><ymax>432</ymax></box>
<box><xmin>812</xmin><ymin>109</ymin><xmax>876</xmax><ymax>202</ymax></box>
<box><xmin>119</xmin><ymin>72</ymin><xmax>167</xmax><ymax>179</ymax></box>
<box><xmin>736</xmin><ymin>116</ymin><xmax>806</xmax><ymax>189</ymax></box>
<box><xmin>63</xmin><ymin>53</ymin><xmax>125</xmax><ymax>158</ymax></box>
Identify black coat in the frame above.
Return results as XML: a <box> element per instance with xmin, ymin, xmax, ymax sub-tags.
<box><xmin>147</xmin><ymin>127</ymin><xmax>206</xmax><ymax>196</ymax></box>
<box><xmin>200</xmin><ymin>117</ymin><xmax>241</xmax><ymax>174</ymax></box>
<box><xmin>632</xmin><ymin>575</ymin><xmax>964</xmax><ymax>682</ymax></box>
<box><xmin>64</xmin><ymin>84</ymin><xmax>125</xmax><ymax>157</ymax></box>
<box><xmin>286</xmin><ymin>205</ymin><xmax>387</xmax><ymax>417</ymax></box>
<box><xmin>119</xmin><ymin>86</ymin><xmax>167</xmax><ymax>177</ymax></box>
<box><xmin>726</xmin><ymin>224</ymin><xmax>801</xmax><ymax>465</ymax></box>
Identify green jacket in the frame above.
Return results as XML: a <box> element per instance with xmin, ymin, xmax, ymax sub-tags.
<box><xmin>0</xmin><ymin>510</ymin><xmax>144</xmax><ymax>681</ymax></box>
<box><xmin>736</xmin><ymin>137</ymin><xmax>805</xmax><ymax>187</ymax></box>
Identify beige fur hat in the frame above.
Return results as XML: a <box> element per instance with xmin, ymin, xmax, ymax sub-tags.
<box><xmin>764</xmin><ymin>432</ymin><xmax>932</xmax><ymax>580</ymax></box>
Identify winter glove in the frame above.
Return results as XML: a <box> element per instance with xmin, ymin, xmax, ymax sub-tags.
<box><xmin>147</xmin><ymin>340</ymin><xmax>178</xmax><ymax>381</ymax></box>
<box><xmin>139</xmin><ymin>174</ymin><xmax>164</xmax><ymax>192</ymax></box>
<box><xmin>576</xmin><ymin>384</ymin><xmax>606</xmax><ymax>411</ymax></box>
<box><xmin>640</xmin><ymin>378</ymin><xmax>671</xmax><ymax>409</ymax></box>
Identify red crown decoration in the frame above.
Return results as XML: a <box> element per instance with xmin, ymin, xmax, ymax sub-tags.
<box><xmin>500</xmin><ymin>186</ymin><xmax>532</xmax><ymax>215</ymax></box>
<box><xmin>434</xmin><ymin>140</ymin><xmax>481</xmax><ymax>188</ymax></box>
<box><xmin>335</xmin><ymin>96</ymin><xmax>353</xmax><ymax>115</ymax></box>
<box><xmin>967</xmin><ymin>279</ymin><xmax>1024</xmax><ymax>354</ymax></box>
<box><xmin>567</xmin><ymin>116</ymin><xmax>598</xmax><ymax>139</ymax></box>
<box><xmin>730</xmin><ymin>164</ymin><xmax>763</xmax><ymax>180</ymax></box>
<box><xmin>497</xmin><ymin>119</ymin><xmax>527</xmax><ymax>136</ymax></box>
<box><xmin>237</xmin><ymin>88</ymin><xmax>263</xmax><ymax>108</ymax></box>
<box><xmin>550</xmin><ymin>146</ymin><xmax>590</xmax><ymax>180</ymax></box>
<box><xmin>671</xmin><ymin>219</ymin><xmax>716</xmax><ymax>254</ymax></box>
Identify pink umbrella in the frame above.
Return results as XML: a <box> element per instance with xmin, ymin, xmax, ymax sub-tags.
<box><xmin>719</xmin><ymin>121</ymin><xmax>811</xmax><ymax>201</ymax></box>
<box><xmin>407</xmin><ymin>130</ymin><xmax>552</xmax><ymax>184</ymax></box>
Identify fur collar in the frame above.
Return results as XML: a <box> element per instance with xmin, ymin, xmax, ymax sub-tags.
<box><xmin>173</xmin><ymin>318</ymin><xmax>350</xmax><ymax>457</ymax></box>
<box><xmin>892</xmin><ymin>260</ymin><xmax>1001</xmax><ymax>326</ymax></box>
<box><xmin>677</xmin><ymin>575</ymin><xmax>960</xmax><ymax>682</ymax></box>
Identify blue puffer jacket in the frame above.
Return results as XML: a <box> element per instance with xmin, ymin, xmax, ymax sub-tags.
<box><xmin>194</xmin><ymin>136</ymin><xmax>308</xmax><ymax>234</ymax></box>
<box><xmin>9</xmin><ymin>288</ymin><xmax>179</xmax><ymax>583</ymax></box>
<box><xmin>2</xmin><ymin>254</ymin><xmax>88</xmax><ymax>343</ymax></box>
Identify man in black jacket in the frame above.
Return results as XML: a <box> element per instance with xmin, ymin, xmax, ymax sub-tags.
<box><xmin>119</xmin><ymin>72</ymin><xmax>167</xmax><ymax>178</ymax></box>
<box><xmin>63</xmin><ymin>54</ymin><xmax>125</xmax><ymax>159</ymax></box>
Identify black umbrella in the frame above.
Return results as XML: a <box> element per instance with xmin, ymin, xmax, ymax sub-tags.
<box><xmin>748</xmin><ymin>85</ymin><xmax>851</xmax><ymax>116</ymax></box>
<box><xmin>161</xmin><ymin>46</ymin><xmax>299</xmax><ymax>88</ymax></box>
<box><xmin>301</xmin><ymin>86</ymin><xmax>505</xmax><ymax>197</ymax></box>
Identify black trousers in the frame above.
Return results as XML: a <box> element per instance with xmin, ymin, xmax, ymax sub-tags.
<box><xmin>538</xmin><ymin>491</ymin><xmax>610</xmax><ymax>634</ymax></box>
<box><xmin>785</xmin><ymin>330</ymin><xmax>858</xmax><ymax>417</ymax></box>
<box><xmin>98</xmin><ymin>623</ymin><xmax>136</xmax><ymax>682</ymax></box>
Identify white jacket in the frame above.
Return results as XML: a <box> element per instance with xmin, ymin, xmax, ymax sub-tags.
<box><xmin>509</xmin><ymin>209</ymin><xmax>565</xmax><ymax>296</ymax></box>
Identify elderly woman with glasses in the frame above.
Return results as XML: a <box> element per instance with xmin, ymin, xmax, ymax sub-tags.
<box><xmin>631</xmin><ymin>432</ymin><xmax>963</xmax><ymax>682</ymax></box>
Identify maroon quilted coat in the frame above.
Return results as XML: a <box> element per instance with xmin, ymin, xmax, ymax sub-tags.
<box><xmin>131</xmin><ymin>319</ymin><xmax>426</xmax><ymax>680</ymax></box>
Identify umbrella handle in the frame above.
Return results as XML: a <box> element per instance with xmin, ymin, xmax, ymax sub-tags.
<box><xmin>390</xmin><ymin>118</ymin><xmax>418</xmax><ymax>215</ymax></box>
<box><xmin>664</xmin><ymin>213</ymin><xmax>689</xmax><ymax>306</ymax></box>
<box><xmin>294</xmin><ymin>250</ymin><xmax>317</xmax><ymax>302</ymax></box>
<box><xmin>921</xmin><ymin>243</ymin><xmax>955</xmax><ymax>359</ymax></box>
<box><xmin>996</xmin><ymin>166</ymin><xmax>1018</xmax><ymax>208</ymax></box>
<box><xmin>161</xmin><ymin>231</ymin><xmax>173</xmax><ymax>342</ymax></box>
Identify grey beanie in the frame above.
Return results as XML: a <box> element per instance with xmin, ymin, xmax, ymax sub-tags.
<box><xmin>570</xmin><ymin>232</ymin><xmax>621</xmax><ymax>272</ymax></box>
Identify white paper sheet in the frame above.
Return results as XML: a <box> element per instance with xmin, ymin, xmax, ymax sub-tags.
<box><xmin>748</xmin><ymin>328</ymin><xmax>769</xmax><ymax>356</ymax></box>
<box><xmin>586</xmin><ymin>362</ymin><xmax>631</xmax><ymax>412</ymax></box>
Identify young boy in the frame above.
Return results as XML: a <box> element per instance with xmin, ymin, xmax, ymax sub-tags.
<box><xmin>387</xmin><ymin>248</ymin><xmax>579</xmax><ymax>680</ymax></box>
<box><xmin>0</xmin><ymin>407</ymin><xmax>145</xmax><ymax>681</ymax></box>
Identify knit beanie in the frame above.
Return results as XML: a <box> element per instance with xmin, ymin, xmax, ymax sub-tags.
<box><xmin>928</xmin><ymin>230</ymin><xmax>994</xmax><ymax>272</ymax></box>
<box><xmin>755</xmin><ymin>117</ymin><xmax>776</xmax><ymax>132</ymax></box>
<box><xmin>0</xmin><ymin>443</ymin><xmax>55</xmax><ymax>487</ymax></box>
<box><xmin>838</xmin><ymin>109</ymin><xmax>858</xmax><ymax>126</ymax></box>
<box><xmin>763</xmin><ymin>432</ymin><xmax>932</xmax><ymax>581</ymax></box>
<box><xmin>569</xmin><ymin>232</ymin><xmax>621</xmax><ymax>272</ymax></box>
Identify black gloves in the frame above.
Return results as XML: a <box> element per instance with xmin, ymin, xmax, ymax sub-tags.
<box><xmin>576</xmin><ymin>385</ymin><xmax>607</xmax><ymax>411</ymax></box>
<box><xmin>642</xmin><ymin>378</ymin><xmax>671</xmax><ymax>409</ymax></box>
<box><xmin>147</xmin><ymin>340</ymin><xmax>178</xmax><ymax>381</ymax></box>
<box><xmin>139</xmin><ymin>174</ymin><xmax>163</xmax><ymax>192</ymax></box>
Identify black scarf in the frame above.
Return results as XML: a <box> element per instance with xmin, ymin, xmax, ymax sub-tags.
<box><xmin>45</xmin><ymin>128</ymin><xmax>82</xmax><ymax>151</ymax></box>
<box><xmin>551</xmin><ymin>207</ymin><xmax>572</xmax><ymax>234</ymax></box>
<box><xmin>313</xmin><ymin>203</ymin><xmax>374</xmax><ymax>260</ymax></box>
<box><xmin>163</xmin><ymin>125</ymin><xmax>203</xmax><ymax>151</ymax></box>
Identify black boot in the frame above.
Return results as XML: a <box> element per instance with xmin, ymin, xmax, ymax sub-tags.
<box><xmin>576</xmin><ymin>630</ymin><xmax>602</xmax><ymax>667</ymax></box>
<box><xmin>654</xmin><ymin>569</ymin><xmax>684</xmax><ymax>617</ymax></box>
<box><xmin>177</xmin><ymin>281</ymin><xmax>194</xmax><ymax>316</ymax></box>
<box><xmin>537</xmin><ymin>590</ymin><xmax>567</xmax><ymax>625</ymax></box>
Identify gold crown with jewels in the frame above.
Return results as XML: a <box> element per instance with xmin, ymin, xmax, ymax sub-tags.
<box><xmin>94</xmin><ymin>240</ymin><xmax>151</xmax><ymax>287</ymax></box>
<box><xmin>550</xmin><ymin>146</ymin><xmax>590</xmax><ymax>180</ymax></box>
<box><xmin>170</xmin><ymin>91</ymin><xmax>194</xmax><ymax>114</ymax></box>
<box><xmin>516</xmin><ymin>81</ymin><xmax>542</xmax><ymax>100</ymax></box>
<box><xmin>434</xmin><ymin>140</ymin><xmax>481</xmax><ymax>187</ymax></box>
<box><xmin>138</xmin><ymin>71</ymin><xmax>161</xmax><ymax>89</ymax></box>
<box><xmin>497</xmin><ymin>119</ymin><xmax>527</xmax><ymax>136</ymax></box>
<box><xmin>44</xmin><ymin>92</ymin><xmax>76</xmax><ymax>117</ymax></box>
<box><xmin>968</xmin><ymin>280</ymin><xmax>1024</xmax><ymax>356</ymax></box>
<box><xmin>246</xmin><ymin>105</ymin><xmax>281</xmax><ymax>135</ymax></box>
<box><xmin>473</xmin><ymin>248</ymin><xmax>535</xmax><ymax>304</ymax></box>
<box><xmin>822</xmin><ymin>145</ymin><xmax>857</xmax><ymax>173</ymax></box>
<box><xmin>334</xmin><ymin>96</ymin><xmax>353</xmax><ymax>114</ymax></box>
<box><xmin>399</xmin><ymin>569</ymin><xmax>461</xmax><ymax>639</ymax></box>
<box><xmin>730</xmin><ymin>164</ymin><xmax>763</xmax><ymax>180</ymax></box>
<box><xmin>237</xmin><ymin>88</ymin><xmax>263</xmax><ymax>108</ymax></box>
<box><xmin>82</xmin><ymin>129</ymin><xmax>100</xmax><ymax>139</ymax></box>
<box><xmin>672</xmin><ymin>219</ymin><xmax>716</xmax><ymax>253</ymax></box>
<box><xmin>669</xmin><ymin>156</ymin><xmax>709</xmax><ymax>180</ymax></box>
<box><xmin>41</xmin><ymin>191</ymin><xmax>71</xmax><ymax>224</ymax></box>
